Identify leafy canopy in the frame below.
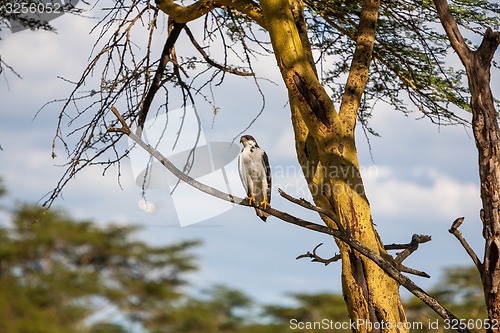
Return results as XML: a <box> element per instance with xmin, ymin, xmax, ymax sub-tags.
<box><xmin>0</xmin><ymin>203</ymin><xmax>199</xmax><ymax>333</ymax></box>
<box><xmin>43</xmin><ymin>0</ymin><xmax>499</xmax><ymax>204</ymax></box>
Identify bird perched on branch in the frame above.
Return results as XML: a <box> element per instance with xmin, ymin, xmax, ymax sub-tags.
<box><xmin>238</xmin><ymin>135</ymin><xmax>272</xmax><ymax>222</ymax></box>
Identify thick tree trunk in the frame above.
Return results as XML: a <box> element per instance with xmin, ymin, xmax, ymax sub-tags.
<box><xmin>159</xmin><ymin>0</ymin><xmax>408</xmax><ymax>329</ymax></box>
<box><xmin>433</xmin><ymin>0</ymin><xmax>500</xmax><ymax>329</ymax></box>
<box><xmin>469</xmin><ymin>38</ymin><xmax>500</xmax><ymax>330</ymax></box>
<box><xmin>261</xmin><ymin>0</ymin><xmax>407</xmax><ymax>331</ymax></box>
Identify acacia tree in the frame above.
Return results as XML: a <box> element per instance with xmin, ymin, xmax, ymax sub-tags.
<box><xmin>432</xmin><ymin>0</ymin><xmax>500</xmax><ymax>327</ymax></box>
<box><xmin>45</xmin><ymin>0</ymin><xmax>498</xmax><ymax>331</ymax></box>
<box><xmin>0</xmin><ymin>203</ymin><xmax>200</xmax><ymax>332</ymax></box>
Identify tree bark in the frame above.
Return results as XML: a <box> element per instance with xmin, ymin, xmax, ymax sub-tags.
<box><xmin>158</xmin><ymin>0</ymin><xmax>408</xmax><ymax>330</ymax></box>
<box><xmin>260</xmin><ymin>0</ymin><xmax>406</xmax><ymax>331</ymax></box>
<box><xmin>433</xmin><ymin>0</ymin><xmax>500</xmax><ymax>330</ymax></box>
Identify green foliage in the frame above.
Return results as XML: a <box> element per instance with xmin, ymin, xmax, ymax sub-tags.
<box><xmin>265</xmin><ymin>293</ymin><xmax>350</xmax><ymax>332</ymax></box>
<box><xmin>0</xmin><ymin>199</ymin><xmax>487</xmax><ymax>332</ymax></box>
<box><xmin>307</xmin><ymin>0</ymin><xmax>499</xmax><ymax>129</ymax></box>
<box><xmin>406</xmin><ymin>266</ymin><xmax>487</xmax><ymax>332</ymax></box>
<box><xmin>164</xmin><ymin>285</ymin><xmax>254</xmax><ymax>333</ymax></box>
<box><xmin>0</xmin><ymin>204</ymin><xmax>200</xmax><ymax>333</ymax></box>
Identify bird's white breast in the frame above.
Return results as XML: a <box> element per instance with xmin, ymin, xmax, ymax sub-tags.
<box><xmin>240</xmin><ymin>147</ymin><xmax>265</xmax><ymax>177</ymax></box>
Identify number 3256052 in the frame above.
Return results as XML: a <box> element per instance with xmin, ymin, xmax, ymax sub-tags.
<box><xmin>2</xmin><ymin>2</ymin><xmax>62</xmax><ymax>14</ymax></box>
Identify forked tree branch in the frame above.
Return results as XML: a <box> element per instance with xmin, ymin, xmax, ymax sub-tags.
<box><xmin>433</xmin><ymin>0</ymin><xmax>499</xmax><ymax>69</ymax></box>
<box><xmin>156</xmin><ymin>0</ymin><xmax>266</xmax><ymax>28</ymax></box>
<box><xmin>296</xmin><ymin>243</ymin><xmax>341</xmax><ymax>265</ymax></box>
<box><xmin>339</xmin><ymin>0</ymin><xmax>380</xmax><ymax>129</ymax></box>
<box><xmin>298</xmin><ymin>235</ymin><xmax>431</xmax><ymax>278</ymax></box>
<box><xmin>108</xmin><ymin>106</ymin><xmax>471</xmax><ymax>330</ymax></box>
<box><xmin>449</xmin><ymin>217</ymin><xmax>483</xmax><ymax>273</ymax></box>
<box><xmin>138</xmin><ymin>20</ymin><xmax>186</xmax><ymax>134</ymax></box>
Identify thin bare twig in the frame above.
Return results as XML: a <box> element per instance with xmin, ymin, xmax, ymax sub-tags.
<box><xmin>387</xmin><ymin>234</ymin><xmax>432</xmax><ymax>265</ymax></box>
<box><xmin>278</xmin><ymin>188</ymin><xmax>343</xmax><ymax>231</ymax></box>
<box><xmin>449</xmin><ymin>217</ymin><xmax>483</xmax><ymax>273</ymax></box>
<box><xmin>399</xmin><ymin>264</ymin><xmax>430</xmax><ymax>278</ymax></box>
<box><xmin>108</xmin><ymin>106</ymin><xmax>471</xmax><ymax>331</ymax></box>
<box><xmin>184</xmin><ymin>25</ymin><xmax>254</xmax><ymax>77</ymax></box>
<box><xmin>137</xmin><ymin>20</ymin><xmax>186</xmax><ymax>134</ymax></box>
<box><xmin>296</xmin><ymin>243</ymin><xmax>341</xmax><ymax>266</ymax></box>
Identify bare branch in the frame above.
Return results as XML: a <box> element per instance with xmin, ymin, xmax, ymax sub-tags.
<box><xmin>296</xmin><ymin>243</ymin><xmax>341</xmax><ymax>266</ymax></box>
<box><xmin>183</xmin><ymin>26</ymin><xmax>254</xmax><ymax>77</ymax></box>
<box><xmin>385</xmin><ymin>234</ymin><xmax>432</xmax><ymax>278</ymax></box>
<box><xmin>138</xmin><ymin>20</ymin><xmax>186</xmax><ymax>134</ymax></box>
<box><xmin>390</xmin><ymin>234</ymin><xmax>432</xmax><ymax>265</ymax></box>
<box><xmin>298</xmin><ymin>236</ymin><xmax>431</xmax><ymax>278</ymax></box>
<box><xmin>398</xmin><ymin>265</ymin><xmax>430</xmax><ymax>278</ymax></box>
<box><xmin>281</xmin><ymin>188</ymin><xmax>430</xmax><ymax>276</ymax></box>
<box><xmin>108</xmin><ymin>105</ymin><xmax>469</xmax><ymax>330</ymax></box>
<box><xmin>278</xmin><ymin>188</ymin><xmax>343</xmax><ymax>232</ymax></box>
<box><xmin>156</xmin><ymin>0</ymin><xmax>266</xmax><ymax>28</ymax></box>
<box><xmin>449</xmin><ymin>217</ymin><xmax>483</xmax><ymax>274</ymax></box>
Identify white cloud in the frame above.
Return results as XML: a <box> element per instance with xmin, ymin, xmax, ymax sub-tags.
<box><xmin>364</xmin><ymin>166</ymin><xmax>480</xmax><ymax>221</ymax></box>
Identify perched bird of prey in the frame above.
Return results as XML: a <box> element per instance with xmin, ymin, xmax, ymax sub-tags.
<box><xmin>238</xmin><ymin>135</ymin><xmax>272</xmax><ymax>222</ymax></box>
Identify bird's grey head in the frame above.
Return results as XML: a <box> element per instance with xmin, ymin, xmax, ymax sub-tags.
<box><xmin>240</xmin><ymin>135</ymin><xmax>257</xmax><ymax>148</ymax></box>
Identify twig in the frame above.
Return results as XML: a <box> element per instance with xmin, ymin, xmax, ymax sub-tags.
<box><xmin>278</xmin><ymin>189</ymin><xmax>343</xmax><ymax>231</ymax></box>
<box><xmin>282</xmin><ymin>190</ymin><xmax>431</xmax><ymax>277</ymax></box>
<box><xmin>183</xmin><ymin>25</ymin><xmax>254</xmax><ymax>77</ymax></box>
<box><xmin>388</xmin><ymin>234</ymin><xmax>432</xmax><ymax>265</ymax></box>
<box><xmin>399</xmin><ymin>264</ymin><xmax>430</xmax><ymax>278</ymax></box>
<box><xmin>108</xmin><ymin>106</ymin><xmax>471</xmax><ymax>331</ymax></box>
<box><xmin>137</xmin><ymin>20</ymin><xmax>186</xmax><ymax>135</ymax></box>
<box><xmin>296</xmin><ymin>243</ymin><xmax>341</xmax><ymax>266</ymax></box>
<box><xmin>449</xmin><ymin>217</ymin><xmax>483</xmax><ymax>273</ymax></box>
<box><xmin>383</xmin><ymin>234</ymin><xmax>432</xmax><ymax>277</ymax></box>
<box><xmin>298</xmin><ymin>237</ymin><xmax>431</xmax><ymax>278</ymax></box>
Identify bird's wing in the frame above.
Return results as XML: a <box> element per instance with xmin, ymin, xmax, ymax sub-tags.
<box><xmin>262</xmin><ymin>150</ymin><xmax>272</xmax><ymax>204</ymax></box>
<box><xmin>238</xmin><ymin>151</ymin><xmax>249</xmax><ymax>195</ymax></box>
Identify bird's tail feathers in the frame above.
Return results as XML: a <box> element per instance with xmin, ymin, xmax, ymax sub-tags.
<box><xmin>255</xmin><ymin>208</ymin><xmax>269</xmax><ymax>222</ymax></box>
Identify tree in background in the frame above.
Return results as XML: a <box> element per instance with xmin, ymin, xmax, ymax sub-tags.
<box><xmin>431</xmin><ymin>0</ymin><xmax>500</xmax><ymax>325</ymax></box>
<box><xmin>265</xmin><ymin>293</ymin><xmax>350</xmax><ymax>333</ymax></box>
<box><xmin>406</xmin><ymin>266</ymin><xmax>487</xmax><ymax>332</ymax></box>
<box><xmin>0</xmin><ymin>183</ymin><xmax>490</xmax><ymax>332</ymax></box>
<box><xmin>0</xmin><ymin>202</ymin><xmax>199</xmax><ymax>333</ymax></box>
<box><xmin>43</xmin><ymin>0</ymin><xmax>499</xmax><ymax>330</ymax></box>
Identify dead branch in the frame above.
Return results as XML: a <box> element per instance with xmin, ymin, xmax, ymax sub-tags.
<box><xmin>137</xmin><ymin>20</ymin><xmax>186</xmax><ymax>134</ymax></box>
<box><xmin>398</xmin><ymin>264</ymin><xmax>430</xmax><ymax>278</ymax></box>
<box><xmin>281</xmin><ymin>189</ymin><xmax>431</xmax><ymax>277</ymax></box>
<box><xmin>298</xmin><ymin>237</ymin><xmax>431</xmax><ymax>278</ymax></box>
<box><xmin>278</xmin><ymin>188</ymin><xmax>343</xmax><ymax>231</ymax></box>
<box><xmin>296</xmin><ymin>243</ymin><xmax>341</xmax><ymax>266</ymax></box>
<box><xmin>386</xmin><ymin>234</ymin><xmax>432</xmax><ymax>265</ymax></box>
<box><xmin>108</xmin><ymin>105</ymin><xmax>471</xmax><ymax>331</ymax></box>
<box><xmin>183</xmin><ymin>25</ymin><xmax>254</xmax><ymax>77</ymax></box>
<box><xmin>449</xmin><ymin>217</ymin><xmax>483</xmax><ymax>273</ymax></box>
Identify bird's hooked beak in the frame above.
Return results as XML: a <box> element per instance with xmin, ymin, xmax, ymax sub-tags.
<box><xmin>240</xmin><ymin>136</ymin><xmax>247</xmax><ymax>144</ymax></box>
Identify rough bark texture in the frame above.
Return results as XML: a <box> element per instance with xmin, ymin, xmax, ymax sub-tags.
<box><xmin>158</xmin><ymin>0</ymin><xmax>408</xmax><ymax>330</ymax></box>
<box><xmin>260</xmin><ymin>0</ymin><xmax>407</xmax><ymax>331</ymax></box>
<box><xmin>471</xmin><ymin>31</ymin><xmax>500</xmax><ymax>328</ymax></box>
<box><xmin>433</xmin><ymin>0</ymin><xmax>500</xmax><ymax>330</ymax></box>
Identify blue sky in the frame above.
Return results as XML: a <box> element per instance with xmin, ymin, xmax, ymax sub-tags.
<box><xmin>0</xmin><ymin>1</ymin><xmax>498</xmax><ymax>313</ymax></box>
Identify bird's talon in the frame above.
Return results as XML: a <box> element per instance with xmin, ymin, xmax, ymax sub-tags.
<box><xmin>260</xmin><ymin>199</ymin><xmax>270</xmax><ymax>209</ymax></box>
<box><xmin>246</xmin><ymin>196</ymin><xmax>256</xmax><ymax>205</ymax></box>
